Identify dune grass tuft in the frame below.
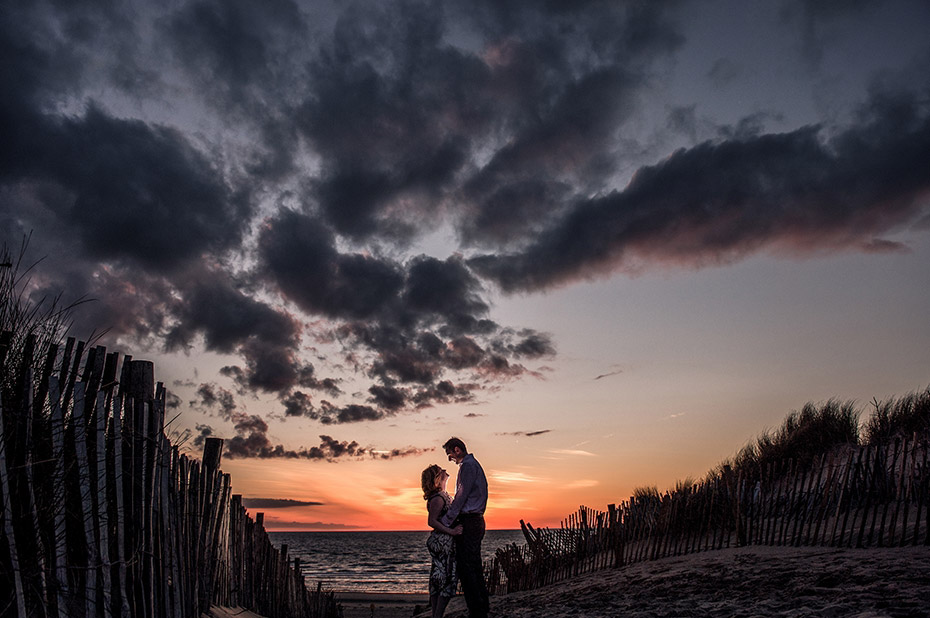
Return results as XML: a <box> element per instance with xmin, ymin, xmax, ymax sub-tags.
<box><xmin>863</xmin><ymin>387</ymin><xmax>930</xmax><ymax>444</ymax></box>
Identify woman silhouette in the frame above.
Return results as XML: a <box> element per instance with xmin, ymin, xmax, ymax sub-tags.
<box><xmin>421</xmin><ymin>464</ymin><xmax>463</xmax><ymax>617</ymax></box>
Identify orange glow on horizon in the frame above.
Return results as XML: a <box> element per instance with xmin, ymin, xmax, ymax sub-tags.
<box><xmin>215</xmin><ymin>446</ymin><xmax>638</xmax><ymax>533</ymax></box>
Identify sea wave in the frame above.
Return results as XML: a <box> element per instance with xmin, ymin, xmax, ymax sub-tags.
<box><xmin>269</xmin><ymin>529</ymin><xmax>525</xmax><ymax>594</ymax></box>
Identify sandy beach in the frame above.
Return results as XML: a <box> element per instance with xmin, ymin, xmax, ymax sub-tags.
<box><xmin>356</xmin><ymin>545</ymin><xmax>930</xmax><ymax>618</ymax></box>
<box><xmin>446</xmin><ymin>545</ymin><xmax>930</xmax><ymax>618</ymax></box>
<box><xmin>210</xmin><ymin>544</ymin><xmax>930</xmax><ymax>617</ymax></box>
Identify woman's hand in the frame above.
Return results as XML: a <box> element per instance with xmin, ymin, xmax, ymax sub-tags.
<box><xmin>450</xmin><ymin>525</ymin><xmax>463</xmax><ymax>536</ymax></box>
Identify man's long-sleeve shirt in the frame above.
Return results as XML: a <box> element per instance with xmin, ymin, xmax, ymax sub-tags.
<box><xmin>441</xmin><ymin>453</ymin><xmax>488</xmax><ymax>526</ymax></box>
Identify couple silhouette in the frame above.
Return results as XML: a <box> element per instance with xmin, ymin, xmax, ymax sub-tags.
<box><xmin>421</xmin><ymin>437</ymin><xmax>490</xmax><ymax>618</ymax></box>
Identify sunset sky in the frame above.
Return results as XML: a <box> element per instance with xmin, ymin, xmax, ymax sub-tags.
<box><xmin>2</xmin><ymin>0</ymin><xmax>929</xmax><ymax>531</ymax></box>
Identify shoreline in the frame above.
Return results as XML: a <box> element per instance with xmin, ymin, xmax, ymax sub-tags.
<box><xmin>335</xmin><ymin>591</ymin><xmax>432</xmax><ymax>618</ymax></box>
<box><xmin>336</xmin><ymin>592</ymin><xmax>430</xmax><ymax>602</ymax></box>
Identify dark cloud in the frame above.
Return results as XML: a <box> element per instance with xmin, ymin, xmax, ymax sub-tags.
<box><xmin>295</xmin><ymin>0</ymin><xmax>685</xmax><ymax>246</ymax></box>
<box><xmin>220</xmin><ymin>415</ymin><xmax>433</xmax><ymax>460</ymax></box>
<box><xmin>411</xmin><ymin>380</ymin><xmax>477</xmax><ymax>408</ymax></box>
<box><xmin>706</xmin><ymin>58</ymin><xmax>741</xmax><ymax>88</ymax></box>
<box><xmin>255</xmin><ymin>221</ymin><xmax>554</xmax><ymax>418</ymax></box>
<box><xmin>221</xmin><ymin>338</ymin><xmax>310</xmax><ymax>394</ymax></box>
<box><xmin>0</xmin><ymin>1</ymin><xmax>129</xmax><ymax>110</ymax></box>
<box><xmin>240</xmin><ymin>498</ymin><xmax>324</xmax><ymax>508</ymax></box>
<box><xmin>476</xmin><ymin>354</ymin><xmax>531</xmax><ymax>381</ymax></box>
<box><xmin>258</xmin><ymin>210</ymin><xmax>406</xmax><ymax>320</ymax></box>
<box><xmin>279</xmin><ymin>391</ymin><xmax>391</xmax><ymax>424</ymax></box>
<box><xmin>35</xmin><ymin>264</ymin><xmax>177</xmax><ymax>350</ymax></box>
<box><xmin>370</xmin><ymin>345</ymin><xmax>443</xmax><ymax>385</ymax></box>
<box><xmin>492</xmin><ymin>329</ymin><xmax>556</xmax><ymax>359</ymax></box>
<box><xmin>498</xmin><ymin>430</ymin><xmax>551</xmax><ymax>437</ymax></box>
<box><xmin>458</xmin><ymin>180</ymin><xmax>572</xmax><ymax>248</ymax></box>
<box><xmin>368</xmin><ymin>385</ymin><xmax>408</xmax><ymax>411</ymax></box>
<box><xmin>447</xmin><ymin>2</ymin><xmax>685</xmax><ymax>248</ymax></box>
<box><xmin>716</xmin><ymin>111</ymin><xmax>785</xmax><ymax>141</ymax></box>
<box><xmin>459</xmin><ymin>68</ymin><xmax>641</xmax><ymax>247</ymax></box>
<box><xmin>166</xmin><ymin>392</ymin><xmax>182</xmax><ymax>409</ymax></box>
<box><xmin>261</xmin><ymin>520</ymin><xmax>363</xmax><ymax>530</ymax></box>
<box><xmin>161</xmin><ymin>0</ymin><xmax>312</xmax><ymax>178</ymax></box>
<box><xmin>297</xmin><ymin>3</ymin><xmax>483</xmax><ymax>241</ymax></box>
<box><xmin>191</xmin><ymin>383</ymin><xmax>237</xmax><ymax>419</ymax></box>
<box><xmin>3</xmin><ymin>106</ymin><xmax>250</xmax><ymax>274</ymax></box>
<box><xmin>281</xmin><ymin>390</ymin><xmax>315</xmax><ymax>417</ymax></box>
<box><xmin>403</xmin><ymin>256</ymin><xmax>491</xmax><ymax>332</ymax></box>
<box><xmin>780</xmin><ymin>0</ymin><xmax>877</xmax><ymax>67</ymax></box>
<box><xmin>193</xmin><ymin>423</ymin><xmax>214</xmax><ymax>447</ymax></box>
<box><xmin>367</xmin><ymin>379</ymin><xmax>480</xmax><ymax>411</ymax></box>
<box><xmin>667</xmin><ymin>105</ymin><xmax>699</xmax><ymax>142</ymax></box>
<box><xmin>3</xmin><ymin>0</ymin><xmax>671</xmax><ymax>417</ymax></box>
<box><xmin>163</xmin><ymin>0</ymin><xmax>306</xmax><ymax>115</ymax></box>
<box><xmin>442</xmin><ymin>337</ymin><xmax>487</xmax><ymax>371</ymax></box>
<box><xmin>470</xmin><ymin>92</ymin><xmax>930</xmax><ymax>292</ymax></box>
<box><xmin>336</xmin><ymin>324</ymin><xmax>550</xmax><ymax>409</ymax></box>
<box><xmin>166</xmin><ymin>270</ymin><xmax>299</xmax><ymax>353</ymax></box>
<box><xmin>329</xmin><ymin>319</ymin><xmax>550</xmax><ymax>417</ymax></box>
<box><xmin>456</xmin><ymin>0</ymin><xmax>684</xmax><ymax>66</ymax></box>
<box><xmin>316</xmin><ymin>403</ymin><xmax>386</xmax><ymax>425</ymax></box>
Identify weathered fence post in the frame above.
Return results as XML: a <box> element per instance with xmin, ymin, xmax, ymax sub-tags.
<box><xmin>48</xmin><ymin>377</ymin><xmax>69</xmax><ymax>618</ymax></box>
<box><xmin>0</xmin><ymin>390</ymin><xmax>27</xmax><ymax>618</ymax></box>
<box><xmin>94</xmin><ymin>389</ymin><xmax>113</xmax><ymax>618</ymax></box>
<box><xmin>199</xmin><ymin>437</ymin><xmax>224</xmax><ymax>614</ymax></box>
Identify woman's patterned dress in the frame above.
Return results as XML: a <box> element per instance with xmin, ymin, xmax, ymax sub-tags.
<box><xmin>426</xmin><ymin>491</ymin><xmax>458</xmax><ymax>598</ymax></box>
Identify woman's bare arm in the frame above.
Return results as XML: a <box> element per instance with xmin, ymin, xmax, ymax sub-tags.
<box><xmin>427</xmin><ymin>496</ymin><xmax>463</xmax><ymax>535</ymax></box>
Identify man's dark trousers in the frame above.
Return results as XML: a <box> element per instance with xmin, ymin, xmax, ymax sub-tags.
<box><xmin>455</xmin><ymin>514</ymin><xmax>490</xmax><ymax>618</ymax></box>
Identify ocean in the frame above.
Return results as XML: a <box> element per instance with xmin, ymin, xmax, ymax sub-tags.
<box><xmin>268</xmin><ymin>530</ymin><xmax>526</xmax><ymax>594</ymax></box>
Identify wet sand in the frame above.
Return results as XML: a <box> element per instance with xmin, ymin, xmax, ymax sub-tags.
<box><xmin>206</xmin><ymin>593</ymin><xmax>432</xmax><ymax>618</ymax></box>
<box><xmin>336</xmin><ymin>592</ymin><xmax>431</xmax><ymax>618</ymax></box>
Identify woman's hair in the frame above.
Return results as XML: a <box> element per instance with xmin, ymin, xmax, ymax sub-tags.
<box><xmin>421</xmin><ymin>464</ymin><xmax>443</xmax><ymax>500</ymax></box>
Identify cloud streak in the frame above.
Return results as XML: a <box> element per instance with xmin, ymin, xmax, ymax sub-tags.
<box><xmin>549</xmin><ymin>449</ymin><xmax>597</xmax><ymax>457</ymax></box>
<box><xmin>241</xmin><ymin>498</ymin><xmax>324</xmax><ymax>509</ymax></box>
<box><xmin>197</xmin><ymin>413</ymin><xmax>435</xmax><ymax>461</ymax></box>
<box><xmin>498</xmin><ymin>430</ymin><xmax>552</xmax><ymax>438</ymax></box>
<box><xmin>490</xmin><ymin>471</ymin><xmax>545</xmax><ymax>484</ymax></box>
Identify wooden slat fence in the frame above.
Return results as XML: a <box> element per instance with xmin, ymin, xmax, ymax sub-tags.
<box><xmin>485</xmin><ymin>436</ymin><xmax>930</xmax><ymax>594</ymax></box>
<box><xmin>0</xmin><ymin>334</ymin><xmax>340</xmax><ymax>618</ymax></box>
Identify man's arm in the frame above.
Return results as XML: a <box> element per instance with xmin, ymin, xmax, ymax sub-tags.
<box><xmin>441</xmin><ymin>462</ymin><xmax>476</xmax><ymax>526</ymax></box>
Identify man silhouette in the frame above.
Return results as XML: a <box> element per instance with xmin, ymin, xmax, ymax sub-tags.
<box><xmin>441</xmin><ymin>437</ymin><xmax>490</xmax><ymax>618</ymax></box>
